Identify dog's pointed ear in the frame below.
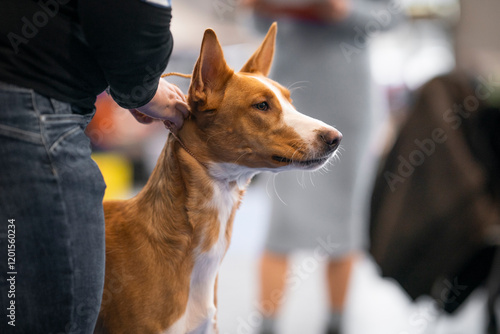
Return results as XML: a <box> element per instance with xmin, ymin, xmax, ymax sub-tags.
<box><xmin>240</xmin><ymin>22</ymin><xmax>277</xmax><ymax>76</ymax></box>
<box><xmin>189</xmin><ymin>29</ymin><xmax>233</xmax><ymax>105</ymax></box>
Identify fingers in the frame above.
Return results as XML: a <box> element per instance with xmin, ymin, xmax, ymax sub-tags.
<box><xmin>131</xmin><ymin>106</ymin><xmax>184</xmax><ymax>130</ymax></box>
<box><xmin>175</xmin><ymin>100</ymin><xmax>190</xmax><ymax>119</ymax></box>
<box><xmin>132</xmin><ymin>79</ymin><xmax>190</xmax><ymax>129</ymax></box>
<box><xmin>172</xmin><ymin>84</ymin><xmax>187</xmax><ymax>103</ymax></box>
<box><xmin>165</xmin><ymin>110</ymin><xmax>184</xmax><ymax>130</ymax></box>
<box><xmin>171</xmin><ymin>85</ymin><xmax>190</xmax><ymax>119</ymax></box>
<box><xmin>129</xmin><ymin>109</ymin><xmax>155</xmax><ymax>124</ymax></box>
<box><xmin>164</xmin><ymin>81</ymin><xmax>190</xmax><ymax>124</ymax></box>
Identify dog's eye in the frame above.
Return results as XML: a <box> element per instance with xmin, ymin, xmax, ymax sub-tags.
<box><xmin>253</xmin><ymin>102</ymin><xmax>269</xmax><ymax>111</ymax></box>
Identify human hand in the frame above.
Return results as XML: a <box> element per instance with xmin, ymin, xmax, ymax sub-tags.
<box><xmin>130</xmin><ymin>79</ymin><xmax>189</xmax><ymax>129</ymax></box>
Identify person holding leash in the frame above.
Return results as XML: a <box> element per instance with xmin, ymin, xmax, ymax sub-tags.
<box><xmin>0</xmin><ymin>0</ymin><xmax>188</xmax><ymax>332</ymax></box>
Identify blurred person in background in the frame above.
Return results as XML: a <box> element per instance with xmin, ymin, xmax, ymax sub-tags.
<box><xmin>0</xmin><ymin>0</ymin><xmax>187</xmax><ymax>333</ymax></box>
<box><xmin>243</xmin><ymin>1</ymin><xmax>396</xmax><ymax>333</ymax></box>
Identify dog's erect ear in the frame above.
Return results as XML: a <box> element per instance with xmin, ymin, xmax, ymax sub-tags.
<box><xmin>189</xmin><ymin>29</ymin><xmax>233</xmax><ymax>105</ymax></box>
<box><xmin>240</xmin><ymin>22</ymin><xmax>277</xmax><ymax>76</ymax></box>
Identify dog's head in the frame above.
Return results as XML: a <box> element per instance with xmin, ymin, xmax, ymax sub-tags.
<box><xmin>178</xmin><ymin>23</ymin><xmax>342</xmax><ymax>183</ymax></box>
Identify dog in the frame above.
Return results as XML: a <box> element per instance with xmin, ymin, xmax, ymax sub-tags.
<box><xmin>95</xmin><ymin>23</ymin><xmax>342</xmax><ymax>334</ymax></box>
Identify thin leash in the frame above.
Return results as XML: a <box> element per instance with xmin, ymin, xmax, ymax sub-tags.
<box><xmin>160</xmin><ymin>71</ymin><xmax>208</xmax><ymax>170</ymax></box>
<box><xmin>161</xmin><ymin>72</ymin><xmax>192</xmax><ymax>79</ymax></box>
<box><xmin>164</xmin><ymin>121</ymin><xmax>209</xmax><ymax>170</ymax></box>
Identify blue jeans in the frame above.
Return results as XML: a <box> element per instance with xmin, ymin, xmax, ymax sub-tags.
<box><xmin>0</xmin><ymin>82</ymin><xmax>106</xmax><ymax>333</ymax></box>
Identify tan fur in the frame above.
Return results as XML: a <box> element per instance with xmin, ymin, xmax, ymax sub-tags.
<box><xmin>96</xmin><ymin>23</ymin><xmax>341</xmax><ymax>334</ymax></box>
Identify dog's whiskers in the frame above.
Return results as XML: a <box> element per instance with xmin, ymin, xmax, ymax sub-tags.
<box><xmin>205</xmin><ymin>130</ymin><xmax>228</xmax><ymax>145</ymax></box>
<box><xmin>288</xmin><ymin>141</ymin><xmax>306</xmax><ymax>162</ymax></box>
<box><xmin>233</xmin><ymin>151</ymin><xmax>250</xmax><ymax>164</ymax></box>
<box><xmin>287</xmin><ymin>81</ymin><xmax>309</xmax><ymax>94</ymax></box>
<box><xmin>295</xmin><ymin>171</ymin><xmax>306</xmax><ymax>188</ymax></box>
<box><xmin>331</xmin><ymin>146</ymin><xmax>344</xmax><ymax>164</ymax></box>
<box><xmin>265</xmin><ymin>173</ymin><xmax>288</xmax><ymax>206</ymax></box>
<box><xmin>308</xmin><ymin>171</ymin><xmax>316</xmax><ymax>187</ymax></box>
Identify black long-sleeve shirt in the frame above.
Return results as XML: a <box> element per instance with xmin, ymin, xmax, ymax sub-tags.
<box><xmin>0</xmin><ymin>0</ymin><xmax>173</xmax><ymax>111</ymax></box>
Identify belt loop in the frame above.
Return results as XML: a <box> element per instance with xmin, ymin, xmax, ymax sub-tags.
<box><xmin>49</xmin><ymin>98</ymin><xmax>70</xmax><ymax>114</ymax></box>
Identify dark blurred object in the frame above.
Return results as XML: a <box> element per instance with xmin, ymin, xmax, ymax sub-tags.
<box><xmin>369</xmin><ymin>71</ymin><xmax>500</xmax><ymax>328</ymax></box>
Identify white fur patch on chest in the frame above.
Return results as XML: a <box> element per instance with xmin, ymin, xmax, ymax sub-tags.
<box><xmin>163</xmin><ymin>181</ymin><xmax>239</xmax><ymax>334</ymax></box>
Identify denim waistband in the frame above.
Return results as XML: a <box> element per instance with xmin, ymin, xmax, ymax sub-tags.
<box><xmin>0</xmin><ymin>81</ymin><xmax>95</xmax><ymax>136</ymax></box>
<box><xmin>0</xmin><ymin>81</ymin><xmax>33</xmax><ymax>93</ymax></box>
<box><xmin>0</xmin><ymin>81</ymin><xmax>95</xmax><ymax>116</ymax></box>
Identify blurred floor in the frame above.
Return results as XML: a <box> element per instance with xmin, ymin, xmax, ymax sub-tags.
<box><xmin>217</xmin><ymin>178</ymin><xmax>489</xmax><ymax>334</ymax></box>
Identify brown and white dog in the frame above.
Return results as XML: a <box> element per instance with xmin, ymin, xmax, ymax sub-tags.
<box><xmin>95</xmin><ymin>23</ymin><xmax>342</xmax><ymax>334</ymax></box>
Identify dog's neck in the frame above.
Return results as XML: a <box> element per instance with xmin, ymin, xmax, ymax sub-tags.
<box><xmin>172</xmin><ymin>119</ymin><xmax>258</xmax><ymax>187</ymax></box>
<box><xmin>129</xmin><ymin>128</ymin><xmax>246</xmax><ymax>332</ymax></box>
<box><xmin>133</xmin><ymin>126</ymin><xmax>247</xmax><ymax>255</ymax></box>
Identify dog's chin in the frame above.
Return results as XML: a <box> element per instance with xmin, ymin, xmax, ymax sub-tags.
<box><xmin>271</xmin><ymin>154</ymin><xmax>332</xmax><ymax>171</ymax></box>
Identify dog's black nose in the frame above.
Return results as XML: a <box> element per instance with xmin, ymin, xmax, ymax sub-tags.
<box><xmin>320</xmin><ymin>129</ymin><xmax>342</xmax><ymax>150</ymax></box>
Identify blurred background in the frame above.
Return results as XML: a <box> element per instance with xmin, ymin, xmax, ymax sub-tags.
<box><xmin>87</xmin><ymin>0</ymin><xmax>500</xmax><ymax>333</ymax></box>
